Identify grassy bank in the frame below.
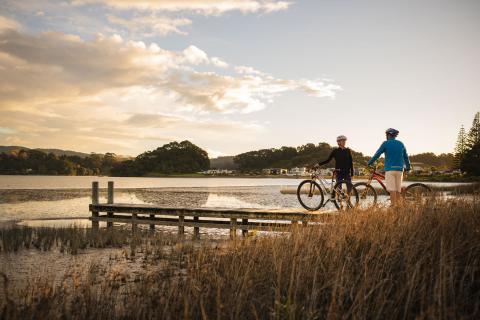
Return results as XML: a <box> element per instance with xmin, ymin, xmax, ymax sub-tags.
<box><xmin>1</xmin><ymin>199</ymin><xmax>480</xmax><ymax>319</ymax></box>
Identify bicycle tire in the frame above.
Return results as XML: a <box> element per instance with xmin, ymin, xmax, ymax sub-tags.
<box><xmin>297</xmin><ymin>180</ymin><xmax>325</xmax><ymax>211</ymax></box>
<box><xmin>332</xmin><ymin>181</ymin><xmax>358</xmax><ymax>211</ymax></box>
<box><xmin>353</xmin><ymin>182</ymin><xmax>378</xmax><ymax>209</ymax></box>
<box><xmin>403</xmin><ymin>183</ymin><xmax>432</xmax><ymax>204</ymax></box>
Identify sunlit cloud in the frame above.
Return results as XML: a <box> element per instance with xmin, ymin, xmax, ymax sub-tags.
<box><xmin>107</xmin><ymin>14</ymin><xmax>192</xmax><ymax>36</ymax></box>
<box><xmin>0</xmin><ymin>4</ymin><xmax>341</xmax><ymax>154</ymax></box>
<box><xmin>0</xmin><ymin>15</ymin><xmax>21</xmax><ymax>31</ymax></box>
<box><xmin>72</xmin><ymin>0</ymin><xmax>293</xmax><ymax>15</ymax></box>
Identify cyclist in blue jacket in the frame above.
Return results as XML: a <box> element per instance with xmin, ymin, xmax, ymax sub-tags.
<box><xmin>368</xmin><ymin>128</ymin><xmax>411</xmax><ymax>206</ymax></box>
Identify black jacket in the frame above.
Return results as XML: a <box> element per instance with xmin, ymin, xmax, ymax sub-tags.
<box><xmin>318</xmin><ymin>148</ymin><xmax>354</xmax><ymax>176</ymax></box>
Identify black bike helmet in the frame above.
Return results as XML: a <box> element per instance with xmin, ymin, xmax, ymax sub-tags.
<box><xmin>385</xmin><ymin>128</ymin><xmax>399</xmax><ymax>137</ymax></box>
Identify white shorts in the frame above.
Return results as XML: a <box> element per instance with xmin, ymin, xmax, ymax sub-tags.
<box><xmin>385</xmin><ymin>171</ymin><xmax>403</xmax><ymax>192</ymax></box>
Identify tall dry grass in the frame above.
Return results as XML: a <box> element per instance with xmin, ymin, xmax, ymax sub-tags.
<box><xmin>1</xmin><ymin>199</ymin><xmax>480</xmax><ymax>319</ymax></box>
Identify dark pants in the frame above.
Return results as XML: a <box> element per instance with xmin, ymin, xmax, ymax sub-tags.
<box><xmin>336</xmin><ymin>170</ymin><xmax>352</xmax><ymax>183</ymax></box>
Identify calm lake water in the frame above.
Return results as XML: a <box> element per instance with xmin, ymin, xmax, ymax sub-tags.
<box><xmin>0</xmin><ymin>175</ymin><xmax>469</xmax><ymax>224</ymax></box>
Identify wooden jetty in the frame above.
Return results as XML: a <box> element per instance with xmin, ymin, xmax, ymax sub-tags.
<box><xmin>89</xmin><ymin>181</ymin><xmax>330</xmax><ymax>239</ymax></box>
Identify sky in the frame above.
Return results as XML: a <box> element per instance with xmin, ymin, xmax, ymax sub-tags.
<box><xmin>0</xmin><ymin>0</ymin><xmax>479</xmax><ymax>158</ymax></box>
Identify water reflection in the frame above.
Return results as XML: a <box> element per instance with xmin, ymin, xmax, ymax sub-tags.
<box><xmin>0</xmin><ymin>187</ymin><xmax>304</xmax><ymax>222</ymax></box>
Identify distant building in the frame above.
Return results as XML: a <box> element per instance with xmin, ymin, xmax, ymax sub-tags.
<box><xmin>201</xmin><ymin>169</ymin><xmax>235</xmax><ymax>175</ymax></box>
<box><xmin>411</xmin><ymin>162</ymin><xmax>429</xmax><ymax>174</ymax></box>
<box><xmin>289</xmin><ymin>167</ymin><xmax>308</xmax><ymax>176</ymax></box>
<box><xmin>262</xmin><ymin>168</ymin><xmax>288</xmax><ymax>175</ymax></box>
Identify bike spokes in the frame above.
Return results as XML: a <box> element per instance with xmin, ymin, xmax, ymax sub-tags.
<box><xmin>297</xmin><ymin>180</ymin><xmax>324</xmax><ymax>211</ymax></box>
<box><xmin>353</xmin><ymin>182</ymin><xmax>377</xmax><ymax>209</ymax></box>
<box><xmin>404</xmin><ymin>184</ymin><xmax>431</xmax><ymax>204</ymax></box>
<box><xmin>333</xmin><ymin>181</ymin><xmax>358</xmax><ymax>211</ymax></box>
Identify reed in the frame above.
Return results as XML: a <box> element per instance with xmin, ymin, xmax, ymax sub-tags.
<box><xmin>1</xmin><ymin>199</ymin><xmax>479</xmax><ymax>319</ymax></box>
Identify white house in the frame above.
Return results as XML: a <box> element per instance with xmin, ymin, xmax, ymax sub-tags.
<box><xmin>289</xmin><ymin>167</ymin><xmax>309</xmax><ymax>176</ymax></box>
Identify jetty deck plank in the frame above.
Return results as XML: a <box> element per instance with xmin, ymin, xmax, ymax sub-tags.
<box><xmin>89</xmin><ymin>204</ymin><xmax>331</xmax><ymax>221</ymax></box>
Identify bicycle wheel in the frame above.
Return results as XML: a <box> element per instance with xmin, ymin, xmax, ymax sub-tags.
<box><xmin>353</xmin><ymin>182</ymin><xmax>377</xmax><ymax>209</ymax></box>
<box><xmin>332</xmin><ymin>181</ymin><xmax>358</xmax><ymax>211</ymax></box>
<box><xmin>403</xmin><ymin>183</ymin><xmax>432</xmax><ymax>204</ymax></box>
<box><xmin>297</xmin><ymin>180</ymin><xmax>325</xmax><ymax>211</ymax></box>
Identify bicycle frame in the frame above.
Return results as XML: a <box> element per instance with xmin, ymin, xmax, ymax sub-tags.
<box><xmin>366</xmin><ymin>168</ymin><xmax>390</xmax><ymax>195</ymax></box>
<box><xmin>309</xmin><ymin>170</ymin><xmax>338</xmax><ymax>205</ymax></box>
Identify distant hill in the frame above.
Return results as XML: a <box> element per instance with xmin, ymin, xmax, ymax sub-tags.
<box><xmin>0</xmin><ymin>146</ymin><xmax>90</xmax><ymax>158</ymax></box>
<box><xmin>210</xmin><ymin>156</ymin><xmax>238</xmax><ymax>170</ymax></box>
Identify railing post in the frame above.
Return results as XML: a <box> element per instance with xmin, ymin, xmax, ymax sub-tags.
<box><xmin>242</xmin><ymin>218</ymin><xmax>248</xmax><ymax>237</ymax></box>
<box><xmin>178</xmin><ymin>215</ymin><xmax>185</xmax><ymax>235</ymax></box>
<box><xmin>230</xmin><ymin>218</ymin><xmax>237</xmax><ymax>239</ymax></box>
<box><xmin>132</xmin><ymin>213</ymin><xmax>138</xmax><ymax>234</ymax></box>
<box><xmin>107</xmin><ymin>181</ymin><xmax>114</xmax><ymax>229</ymax></box>
<box><xmin>291</xmin><ymin>220</ymin><xmax>299</xmax><ymax>230</ymax></box>
<box><xmin>91</xmin><ymin>181</ymin><xmax>99</xmax><ymax>231</ymax></box>
<box><xmin>193</xmin><ymin>216</ymin><xmax>200</xmax><ymax>239</ymax></box>
<box><xmin>149</xmin><ymin>214</ymin><xmax>155</xmax><ymax>231</ymax></box>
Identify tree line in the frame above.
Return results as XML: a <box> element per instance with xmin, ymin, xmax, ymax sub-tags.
<box><xmin>233</xmin><ymin>143</ymin><xmax>370</xmax><ymax>172</ymax></box>
<box><xmin>0</xmin><ymin>150</ymin><xmax>118</xmax><ymax>176</ymax></box>
<box><xmin>454</xmin><ymin>111</ymin><xmax>480</xmax><ymax>176</ymax></box>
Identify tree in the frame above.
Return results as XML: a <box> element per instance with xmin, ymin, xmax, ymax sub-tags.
<box><xmin>110</xmin><ymin>141</ymin><xmax>210</xmax><ymax>176</ymax></box>
<box><xmin>466</xmin><ymin>111</ymin><xmax>480</xmax><ymax>148</ymax></box>
<box><xmin>454</xmin><ymin>125</ymin><xmax>467</xmax><ymax>169</ymax></box>
<box><xmin>461</xmin><ymin>140</ymin><xmax>480</xmax><ymax>176</ymax></box>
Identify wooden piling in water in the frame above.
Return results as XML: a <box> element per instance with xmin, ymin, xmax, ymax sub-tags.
<box><xmin>132</xmin><ymin>213</ymin><xmax>138</xmax><ymax>234</ymax></box>
<box><xmin>230</xmin><ymin>218</ymin><xmax>237</xmax><ymax>239</ymax></box>
<box><xmin>242</xmin><ymin>218</ymin><xmax>248</xmax><ymax>237</ymax></box>
<box><xmin>193</xmin><ymin>216</ymin><xmax>199</xmax><ymax>239</ymax></box>
<box><xmin>91</xmin><ymin>181</ymin><xmax>99</xmax><ymax>231</ymax></box>
<box><xmin>178</xmin><ymin>215</ymin><xmax>185</xmax><ymax>235</ymax></box>
<box><xmin>107</xmin><ymin>181</ymin><xmax>114</xmax><ymax>229</ymax></box>
<box><xmin>149</xmin><ymin>214</ymin><xmax>155</xmax><ymax>231</ymax></box>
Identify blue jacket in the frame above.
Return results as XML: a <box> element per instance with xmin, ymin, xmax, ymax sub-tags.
<box><xmin>367</xmin><ymin>139</ymin><xmax>411</xmax><ymax>171</ymax></box>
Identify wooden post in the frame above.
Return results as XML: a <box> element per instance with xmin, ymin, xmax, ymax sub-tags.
<box><xmin>230</xmin><ymin>218</ymin><xmax>237</xmax><ymax>239</ymax></box>
<box><xmin>107</xmin><ymin>181</ymin><xmax>114</xmax><ymax>229</ymax></box>
<box><xmin>291</xmin><ymin>220</ymin><xmax>299</xmax><ymax>230</ymax></box>
<box><xmin>149</xmin><ymin>214</ymin><xmax>155</xmax><ymax>231</ymax></box>
<box><xmin>193</xmin><ymin>216</ymin><xmax>200</xmax><ymax>239</ymax></box>
<box><xmin>178</xmin><ymin>215</ymin><xmax>185</xmax><ymax>235</ymax></box>
<box><xmin>91</xmin><ymin>181</ymin><xmax>99</xmax><ymax>231</ymax></box>
<box><xmin>242</xmin><ymin>218</ymin><xmax>248</xmax><ymax>237</ymax></box>
<box><xmin>132</xmin><ymin>213</ymin><xmax>137</xmax><ymax>234</ymax></box>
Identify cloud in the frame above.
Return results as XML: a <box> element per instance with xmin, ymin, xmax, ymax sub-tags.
<box><xmin>73</xmin><ymin>0</ymin><xmax>293</xmax><ymax>15</ymax></box>
<box><xmin>107</xmin><ymin>14</ymin><xmax>192</xmax><ymax>36</ymax></box>
<box><xmin>0</xmin><ymin>15</ymin><xmax>21</xmax><ymax>31</ymax></box>
<box><xmin>0</xmin><ymin>27</ymin><xmax>340</xmax><ymax>153</ymax></box>
<box><xmin>211</xmin><ymin>57</ymin><xmax>229</xmax><ymax>68</ymax></box>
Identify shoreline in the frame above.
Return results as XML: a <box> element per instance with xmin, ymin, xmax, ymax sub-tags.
<box><xmin>1</xmin><ymin>173</ymin><xmax>477</xmax><ymax>183</ymax></box>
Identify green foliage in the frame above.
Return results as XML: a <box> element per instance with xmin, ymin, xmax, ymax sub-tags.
<box><xmin>410</xmin><ymin>152</ymin><xmax>454</xmax><ymax>169</ymax></box>
<box><xmin>461</xmin><ymin>140</ymin><xmax>480</xmax><ymax>176</ymax></box>
<box><xmin>458</xmin><ymin>111</ymin><xmax>480</xmax><ymax>176</ymax></box>
<box><xmin>454</xmin><ymin>125</ymin><xmax>467</xmax><ymax>169</ymax></box>
<box><xmin>233</xmin><ymin>142</ymin><xmax>369</xmax><ymax>171</ymax></box>
<box><xmin>110</xmin><ymin>140</ymin><xmax>209</xmax><ymax>176</ymax></box>
<box><xmin>0</xmin><ymin>149</ymin><xmax>119</xmax><ymax>175</ymax></box>
<box><xmin>466</xmin><ymin>112</ymin><xmax>480</xmax><ymax>148</ymax></box>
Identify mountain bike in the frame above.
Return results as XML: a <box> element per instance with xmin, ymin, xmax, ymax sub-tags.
<box><xmin>354</xmin><ymin>166</ymin><xmax>432</xmax><ymax>209</ymax></box>
<box><xmin>297</xmin><ymin>169</ymin><xmax>358</xmax><ymax>211</ymax></box>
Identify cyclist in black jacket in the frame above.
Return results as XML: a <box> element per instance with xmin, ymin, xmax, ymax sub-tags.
<box><xmin>315</xmin><ymin>135</ymin><xmax>354</xmax><ymax>183</ymax></box>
